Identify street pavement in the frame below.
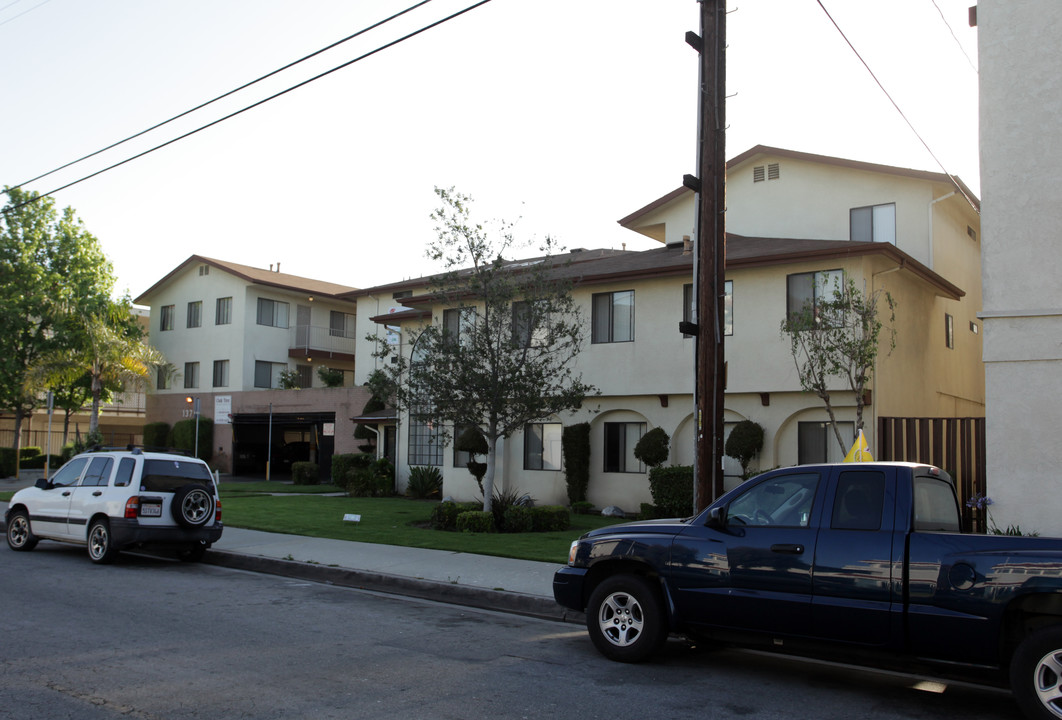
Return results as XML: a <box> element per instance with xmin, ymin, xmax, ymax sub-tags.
<box><xmin>0</xmin><ymin>474</ymin><xmax>581</xmax><ymax>623</ymax></box>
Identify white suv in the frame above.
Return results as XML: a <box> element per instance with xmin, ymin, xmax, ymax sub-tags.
<box><xmin>5</xmin><ymin>448</ymin><xmax>223</xmax><ymax>564</ymax></box>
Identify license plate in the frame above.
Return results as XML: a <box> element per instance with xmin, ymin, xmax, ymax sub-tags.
<box><xmin>140</xmin><ymin>503</ymin><xmax>162</xmax><ymax>517</ymax></box>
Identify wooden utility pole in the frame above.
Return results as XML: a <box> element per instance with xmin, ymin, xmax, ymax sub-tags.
<box><xmin>686</xmin><ymin>0</ymin><xmax>727</xmax><ymax>512</ymax></box>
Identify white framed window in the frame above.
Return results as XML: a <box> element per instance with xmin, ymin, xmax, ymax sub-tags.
<box><xmin>850</xmin><ymin>203</ymin><xmax>896</xmax><ymax>244</ymax></box>
<box><xmin>254</xmin><ymin>360</ymin><xmax>284</xmax><ymax>389</ymax></box>
<box><xmin>160</xmin><ymin>305</ymin><xmax>174</xmax><ymax>332</ymax></box>
<box><xmin>256</xmin><ymin>298</ymin><xmax>289</xmax><ymax>328</ymax></box>
<box><xmin>186</xmin><ymin>301</ymin><xmax>202</xmax><ymax>329</ymax></box>
<box><xmin>797</xmin><ymin>421</ymin><xmax>855</xmax><ymax>464</ymax></box>
<box><xmin>329</xmin><ymin>310</ymin><xmax>356</xmax><ymax>338</ymax></box>
<box><xmin>216</xmin><ymin>297</ymin><xmax>232</xmax><ymax>325</ymax></box>
<box><xmin>524</xmin><ymin>423</ymin><xmax>562</xmax><ymax>471</ymax></box>
<box><xmin>592</xmin><ymin>290</ymin><xmax>634</xmax><ymax>343</ymax></box>
<box><xmin>603</xmin><ymin>421</ymin><xmax>646</xmax><ymax>473</ymax></box>
<box><xmin>183</xmin><ymin>362</ymin><xmax>199</xmax><ymax>389</ymax></box>
<box><xmin>212</xmin><ymin>359</ymin><xmax>229</xmax><ymax>388</ymax></box>
<box><xmin>444</xmin><ymin>307</ymin><xmax>476</xmax><ymax>347</ymax></box>
<box><xmin>786</xmin><ymin>269</ymin><xmax>843</xmax><ymax>320</ymax></box>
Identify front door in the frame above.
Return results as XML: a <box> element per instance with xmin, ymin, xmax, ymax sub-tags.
<box><xmin>30</xmin><ymin>456</ymin><xmax>89</xmax><ymax>538</ymax></box>
<box><xmin>671</xmin><ymin>470</ymin><xmax>823</xmax><ymax>637</ymax></box>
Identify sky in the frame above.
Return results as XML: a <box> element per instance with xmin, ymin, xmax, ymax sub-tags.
<box><xmin>0</xmin><ymin>0</ymin><xmax>980</xmax><ymax>300</ymax></box>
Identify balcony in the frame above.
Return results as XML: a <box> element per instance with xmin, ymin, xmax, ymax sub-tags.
<box><xmin>289</xmin><ymin>325</ymin><xmax>356</xmax><ymax>363</ymax></box>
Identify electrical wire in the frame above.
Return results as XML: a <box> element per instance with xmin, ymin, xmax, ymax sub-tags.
<box><xmin>2</xmin><ymin>0</ymin><xmax>494</xmax><ymax>214</ymax></box>
<box><xmin>930</xmin><ymin>0</ymin><xmax>978</xmax><ymax>74</ymax></box>
<box><xmin>815</xmin><ymin>0</ymin><xmax>978</xmax><ymax>212</ymax></box>
<box><xmin>8</xmin><ymin>0</ymin><xmax>436</xmax><ymax>192</ymax></box>
<box><xmin>0</xmin><ymin>0</ymin><xmax>52</xmax><ymax>29</ymax></box>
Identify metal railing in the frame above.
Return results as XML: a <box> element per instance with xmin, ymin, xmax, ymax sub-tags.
<box><xmin>290</xmin><ymin>324</ymin><xmax>356</xmax><ymax>358</ymax></box>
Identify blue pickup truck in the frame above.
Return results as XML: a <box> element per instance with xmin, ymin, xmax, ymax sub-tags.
<box><xmin>553</xmin><ymin>462</ymin><xmax>1062</xmax><ymax>720</ymax></box>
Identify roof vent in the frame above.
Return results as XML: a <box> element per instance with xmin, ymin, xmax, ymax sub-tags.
<box><xmin>768</xmin><ymin>162</ymin><xmax>780</xmax><ymax>180</ymax></box>
<box><xmin>753</xmin><ymin>165</ymin><xmax>765</xmax><ymax>183</ymax></box>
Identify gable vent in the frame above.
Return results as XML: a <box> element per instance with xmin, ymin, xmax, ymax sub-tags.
<box><xmin>198</xmin><ymin>265</ymin><xmax>210</xmax><ymax>276</ymax></box>
<box><xmin>752</xmin><ymin>165</ymin><xmax>765</xmax><ymax>183</ymax></box>
<box><xmin>767</xmin><ymin>162</ymin><xmax>780</xmax><ymax>180</ymax></box>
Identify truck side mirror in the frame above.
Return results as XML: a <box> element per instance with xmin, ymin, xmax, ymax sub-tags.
<box><xmin>707</xmin><ymin>506</ymin><xmax>726</xmax><ymax>529</ymax></box>
<box><xmin>35</xmin><ymin>477</ymin><xmax>53</xmax><ymax>490</ymax></box>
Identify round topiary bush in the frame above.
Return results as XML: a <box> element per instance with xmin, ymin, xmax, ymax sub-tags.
<box><xmin>725</xmin><ymin>420</ymin><xmax>765</xmax><ymax>475</ymax></box>
<box><xmin>634</xmin><ymin>427</ymin><xmax>670</xmax><ymax>469</ymax></box>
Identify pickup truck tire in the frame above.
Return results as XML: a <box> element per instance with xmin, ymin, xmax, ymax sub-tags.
<box><xmin>6</xmin><ymin>509</ymin><xmax>38</xmax><ymax>551</ymax></box>
<box><xmin>1010</xmin><ymin>626</ymin><xmax>1062</xmax><ymax>720</ymax></box>
<box><xmin>586</xmin><ymin>574</ymin><xmax>667</xmax><ymax>663</ymax></box>
<box><xmin>171</xmin><ymin>484</ymin><xmax>215</xmax><ymax>528</ymax></box>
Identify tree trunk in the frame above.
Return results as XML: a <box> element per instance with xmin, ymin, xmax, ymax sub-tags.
<box><xmin>481</xmin><ymin>435</ymin><xmax>499</xmax><ymax>513</ymax></box>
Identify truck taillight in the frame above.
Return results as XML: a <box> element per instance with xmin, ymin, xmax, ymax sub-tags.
<box><xmin>215</xmin><ymin>499</ymin><xmax>222</xmax><ymax>523</ymax></box>
<box><xmin>125</xmin><ymin>497</ymin><xmax>140</xmax><ymax>519</ymax></box>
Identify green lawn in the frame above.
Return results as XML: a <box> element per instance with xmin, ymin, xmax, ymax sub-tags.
<box><xmin>0</xmin><ymin>491</ymin><xmax>11</xmax><ymax>503</ymax></box>
<box><xmin>219</xmin><ymin>494</ymin><xmax>624</xmax><ymax>564</ymax></box>
<box><xmin>219</xmin><ymin>481</ymin><xmax>345</xmax><ymax>496</ymax></box>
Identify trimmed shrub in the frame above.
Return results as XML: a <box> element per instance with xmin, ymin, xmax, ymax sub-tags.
<box><xmin>562</xmin><ymin>422</ymin><xmax>591</xmax><ymax>504</ymax></box>
<box><xmin>407</xmin><ymin>465</ymin><xmax>443</xmax><ymax>499</ymax></box>
<box><xmin>19</xmin><ymin>446</ymin><xmax>42</xmax><ymax>460</ymax></box>
<box><xmin>142</xmin><ymin>422</ymin><xmax>171</xmax><ymax>450</ymax></box>
<box><xmin>649</xmin><ymin>465</ymin><xmax>694</xmax><ymax>517</ymax></box>
<box><xmin>503</xmin><ymin>505</ymin><xmax>535</xmax><ymax>533</ymax></box>
<box><xmin>21</xmin><ymin>454</ymin><xmax>62</xmax><ymax>470</ymax></box>
<box><xmin>330</xmin><ymin>453</ymin><xmax>361</xmax><ymax>488</ymax></box>
<box><xmin>532</xmin><ymin>505</ymin><xmax>570</xmax><ymax>532</ymax></box>
<box><xmin>640</xmin><ymin>502</ymin><xmax>662</xmax><ymax>520</ymax></box>
<box><xmin>171</xmin><ymin>418</ymin><xmax>213</xmax><ymax>460</ymax></box>
<box><xmin>725</xmin><ymin>420</ymin><xmax>764</xmax><ymax>475</ymax></box>
<box><xmin>0</xmin><ymin>448</ymin><xmax>16</xmax><ymax>478</ymax></box>
<box><xmin>634</xmin><ymin>427</ymin><xmax>670</xmax><ymax>469</ymax></box>
<box><xmin>292</xmin><ymin>461</ymin><xmax>320</xmax><ymax>485</ymax></box>
<box><xmin>372</xmin><ymin>458</ymin><xmax>395</xmax><ymax>496</ymax></box>
<box><xmin>430</xmin><ymin>500</ymin><xmax>480</xmax><ymax>530</ymax></box>
<box><xmin>571</xmin><ymin>501</ymin><xmax>594</xmax><ymax>515</ymax></box>
<box><xmin>456</xmin><ymin>510</ymin><xmax>496</xmax><ymax>533</ymax></box>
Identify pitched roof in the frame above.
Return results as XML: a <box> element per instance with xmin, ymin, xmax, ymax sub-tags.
<box><xmin>618</xmin><ymin>144</ymin><xmax>981</xmax><ymax>229</ymax></box>
<box><xmin>134</xmin><ymin>255</ymin><xmax>359</xmax><ymax>304</ymax></box>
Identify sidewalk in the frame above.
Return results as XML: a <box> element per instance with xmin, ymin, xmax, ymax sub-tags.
<box><xmin>2</xmin><ymin>476</ymin><xmax>582</xmax><ymax>624</ymax></box>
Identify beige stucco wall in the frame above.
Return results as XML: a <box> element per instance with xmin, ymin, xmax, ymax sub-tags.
<box><xmin>978</xmin><ymin>1</ymin><xmax>1062</xmax><ymax>536</ymax></box>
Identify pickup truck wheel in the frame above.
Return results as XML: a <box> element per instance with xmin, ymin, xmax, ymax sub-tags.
<box><xmin>171</xmin><ymin>484</ymin><xmax>215</xmax><ymax>528</ymax></box>
<box><xmin>586</xmin><ymin>574</ymin><xmax>667</xmax><ymax>663</ymax></box>
<box><xmin>6</xmin><ymin>509</ymin><xmax>38</xmax><ymax>551</ymax></box>
<box><xmin>87</xmin><ymin>519</ymin><xmax>119</xmax><ymax>565</ymax></box>
<box><xmin>1011</xmin><ymin>626</ymin><xmax>1062</xmax><ymax>720</ymax></box>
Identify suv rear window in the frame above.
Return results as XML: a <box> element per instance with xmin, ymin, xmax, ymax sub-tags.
<box><xmin>140</xmin><ymin>459</ymin><xmax>213</xmax><ymax>492</ymax></box>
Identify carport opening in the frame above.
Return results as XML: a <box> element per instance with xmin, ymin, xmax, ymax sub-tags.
<box><xmin>231</xmin><ymin>412</ymin><xmax>335</xmax><ymax>480</ymax></box>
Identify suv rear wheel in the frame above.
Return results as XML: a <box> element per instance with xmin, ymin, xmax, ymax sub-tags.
<box><xmin>87</xmin><ymin>518</ymin><xmax>120</xmax><ymax>564</ymax></box>
<box><xmin>171</xmin><ymin>484</ymin><xmax>215</xmax><ymax>528</ymax></box>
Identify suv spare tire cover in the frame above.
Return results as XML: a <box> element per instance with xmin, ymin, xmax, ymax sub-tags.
<box><xmin>171</xmin><ymin>484</ymin><xmax>215</xmax><ymax>528</ymax></box>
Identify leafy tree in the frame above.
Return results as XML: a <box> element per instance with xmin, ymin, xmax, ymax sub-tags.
<box><xmin>634</xmin><ymin>427</ymin><xmax>670</xmax><ymax>469</ymax></box>
<box><xmin>369</xmin><ymin>187</ymin><xmax>596</xmax><ymax>512</ymax></box>
<box><xmin>781</xmin><ymin>275</ymin><xmax>895</xmax><ymax>453</ymax></box>
<box><xmin>0</xmin><ymin>187</ymin><xmax>114</xmax><ymax>451</ymax></box>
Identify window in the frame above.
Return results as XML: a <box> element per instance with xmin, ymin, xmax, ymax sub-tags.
<box><xmin>727</xmin><ymin>473</ymin><xmax>819</xmax><ymax>527</ymax></box>
<box><xmin>592</xmin><ymin>291</ymin><xmax>634</xmax><ymax>343</ymax></box>
<box><xmin>850</xmin><ymin>203</ymin><xmax>896</xmax><ymax>244</ymax></box>
<box><xmin>296</xmin><ymin>364</ymin><xmax>313</xmax><ymax>389</ymax></box>
<box><xmin>603</xmin><ymin>422</ymin><xmax>645</xmax><ymax>473</ymax></box>
<box><xmin>254</xmin><ymin>360</ymin><xmax>283</xmax><ymax>389</ymax></box>
<box><xmin>786</xmin><ymin>270</ymin><xmax>843</xmax><ymax>320</ymax></box>
<box><xmin>407</xmin><ymin>407</ymin><xmax>442</xmax><ymax>466</ymax></box>
<box><xmin>51</xmin><ymin>457</ymin><xmax>87</xmax><ymax>487</ymax></box>
<box><xmin>212</xmin><ymin>359</ymin><xmax>229</xmax><ymax>388</ymax></box>
<box><xmin>186</xmin><ymin>301</ymin><xmax>202</xmax><ymax>329</ymax></box>
<box><xmin>913</xmin><ymin>475</ymin><xmax>961</xmax><ymax>532</ymax></box>
<box><xmin>160</xmin><ymin>305</ymin><xmax>174</xmax><ymax>331</ymax></box>
<box><xmin>444</xmin><ymin>307</ymin><xmax>476</xmax><ymax>347</ymax></box>
<box><xmin>256</xmin><ymin>298</ymin><xmax>289</xmax><ymax>328</ymax></box>
<box><xmin>330</xmin><ymin>310</ymin><xmax>356</xmax><ymax>338</ymax></box>
<box><xmin>525</xmin><ymin>423</ymin><xmax>562</xmax><ymax>471</ymax></box>
<box><xmin>157</xmin><ymin>366</ymin><xmax>171</xmax><ymax>390</ymax></box>
<box><xmin>115</xmin><ymin>457</ymin><xmax>136</xmax><ymax>487</ymax></box>
<box><xmin>81</xmin><ymin>457</ymin><xmax>114</xmax><ymax>487</ymax></box>
<box><xmin>216</xmin><ymin>297</ymin><xmax>232</xmax><ymax>325</ymax></box>
<box><xmin>945</xmin><ymin>313</ymin><xmax>955</xmax><ymax>349</ymax></box>
<box><xmin>797</xmin><ymin>421</ymin><xmax>854</xmax><ymax>464</ymax></box>
<box><xmin>831</xmin><ymin>471</ymin><xmax>885</xmax><ymax>530</ymax></box>
<box><xmin>184</xmin><ymin>362</ymin><xmax>199</xmax><ymax>389</ymax></box>
<box><xmin>512</xmin><ymin>302</ymin><xmax>548</xmax><ymax>348</ymax></box>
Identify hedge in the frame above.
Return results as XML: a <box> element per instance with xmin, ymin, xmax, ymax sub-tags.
<box><xmin>456</xmin><ymin>510</ymin><xmax>496</xmax><ymax>533</ymax></box>
<box><xmin>649</xmin><ymin>465</ymin><xmax>694</xmax><ymax>517</ymax></box>
<box><xmin>292</xmin><ymin>461</ymin><xmax>320</xmax><ymax>485</ymax></box>
<box><xmin>562</xmin><ymin>422</ymin><xmax>591</xmax><ymax>504</ymax></box>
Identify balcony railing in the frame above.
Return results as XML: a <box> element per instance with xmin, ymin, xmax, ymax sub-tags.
<box><xmin>290</xmin><ymin>324</ymin><xmax>356</xmax><ymax>360</ymax></box>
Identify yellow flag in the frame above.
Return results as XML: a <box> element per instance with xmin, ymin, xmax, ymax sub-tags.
<box><xmin>843</xmin><ymin>429</ymin><xmax>874</xmax><ymax>462</ymax></box>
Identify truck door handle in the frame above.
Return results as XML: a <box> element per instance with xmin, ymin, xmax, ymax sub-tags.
<box><xmin>771</xmin><ymin>544</ymin><xmax>804</xmax><ymax>554</ymax></box>
<box><xmin>62</xmin><ymin>491</ymin><xmax>71</xmax><ymax>496</ymax></box>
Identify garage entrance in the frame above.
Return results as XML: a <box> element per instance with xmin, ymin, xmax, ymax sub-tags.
<box><xmin>231</xmin><ymin>411</ymin><xmax>335</xmax><ymax>479</ymax></box>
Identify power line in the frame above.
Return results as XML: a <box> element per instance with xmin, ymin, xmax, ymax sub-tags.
<box><xmin>930</xmin><ymin>0</ymin><xmax>978</xmax><ymax>73</ymax></box>
<box><xmin>815</xmin><ymin>0</ymin><xmax>978</xmax><ymax>212</ymax></box>
<box><xmin>8</xmin><ymin>0</ymin><xmax>436</xmax><ymax>192</ymax></box>
<box><xmin>0</xmin><ymin>0</ymin><xmax>53</xmax><ymax>29</ymax></box>
<box><xmin>2</xmin><ymin>0</ymin><xmax>494</xmax><ymax>214</ymax></box>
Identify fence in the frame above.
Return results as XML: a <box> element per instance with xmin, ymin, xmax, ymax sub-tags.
<box><xmin>0</xmin><ymin>429</ymin><xmax>143</xmax><ymax>455</ymax></box>
<box><xmin>876</xmin><ymin>416</ymin><xmax>986</xmax><ymax>532</ymax></box>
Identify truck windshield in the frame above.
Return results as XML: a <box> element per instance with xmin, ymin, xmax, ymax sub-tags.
<box><xmin>912</xmin><ymin>475</ymin><xmax>961</xmax><ymax>532</ymax></box>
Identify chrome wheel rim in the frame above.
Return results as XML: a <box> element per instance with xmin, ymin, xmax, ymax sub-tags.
<box><xmin>1035</xmin><ymin>649</ymin><xmax>1062</xmax><ymax>719</ymax></box>
<box><xmin>88</xmin><ymin>524</ymin><xmax>109</xmax><ymax>560</ymax></box>
<box><xmin>597</xmin><ymin>590</ymin><xmax>645</xmax><ymax>647</ymax></box>
<box><xmin>181</xmin><ymin>489</ymin><xmax>211</xmax><ymax>523</ymax></box>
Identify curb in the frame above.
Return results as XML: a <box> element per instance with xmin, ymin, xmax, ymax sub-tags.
<box><xmin>204</xmin><ymin>549</ymin><xmax>587</xmax><ymax>625</ymax></box>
